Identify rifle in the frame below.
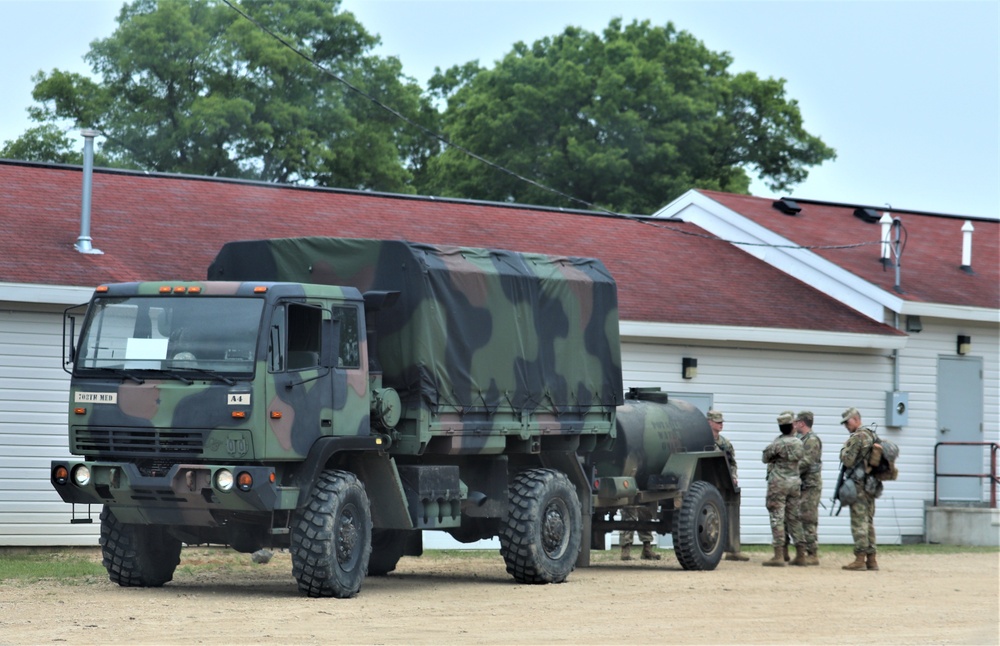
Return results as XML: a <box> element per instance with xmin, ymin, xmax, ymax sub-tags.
<box><xmin>830</xmin><ymin>464</ymin><xmax>846</xmax><ymax>516</ymax></box>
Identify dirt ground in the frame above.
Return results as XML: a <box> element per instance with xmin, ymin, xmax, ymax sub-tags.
<box><xmin>1</xmin><ymin>547</ymin><xmax>997</xmax><ymax>645</ymax></box>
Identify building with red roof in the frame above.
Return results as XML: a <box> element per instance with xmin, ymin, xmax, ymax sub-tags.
<box><xmin>1</xmin><ymin>159</ymin><xmax>995</xmax><ymax>548</ymax></box>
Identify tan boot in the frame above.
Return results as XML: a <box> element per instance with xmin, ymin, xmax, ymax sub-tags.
<box><xmin>781</xmin><ymin>544</ymin><xmax>790</xmax><ymax>562</ymax></box>
<box><xmin>842</xmin><ymin>552</ymin><xmax>867</xmax><ymax>570</ymax></box>
<box><xmin>640</xmin><ymin>542</ymin><xmax>661</xmax><ymax>560</ymax></box>
<box><xmin>724</xmin><ymin>551</ymin><xmax>750</xmax><ymax>562</ymax></box>
<box><xmin>790</xmin><ymin>545</ymin><xmax>808</xmax><ymax>566</ymax></box>
<box><xmin>762</xmin><ymin>547</ymin><xmax>786</xmax><ymax>567</ymax></box>
<box><xmin>620</xmin><ymin>544</ymin><xmax>632</xmax><ymax>561</ymax></box>
<box><xmin>804</xmin><ymin>548</ymin><xmax>820</xmax><ymax>566</ymax></box>
<box><xmin>866</xmin><ymin>552</ymin><xmax>879</xmax><ymax>571</ymax></box>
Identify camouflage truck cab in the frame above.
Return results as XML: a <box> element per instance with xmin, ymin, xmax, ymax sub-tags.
<box><xmin>53</xmin><ymin>238</ymin><xmax>736</xmax><ymax>598</ymax></box>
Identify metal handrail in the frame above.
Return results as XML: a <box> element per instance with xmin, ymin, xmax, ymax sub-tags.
<box><xmin>933</xmin><ymin>442</ymin><xmax>1000</xmax><ymax>508</ymax></box>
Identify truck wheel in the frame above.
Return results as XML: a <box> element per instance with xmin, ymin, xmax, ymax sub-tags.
<box><xmin>671</xmin><ymin>480</ymin><xmax>726</xmax><ymax>571</ymax></box>
<box><xmin>99</xmin><ymin>506</ymin><xmax>181</xmax><ymax>587</ymax></box>
<box><xmin>291</xmin><ymin>469</ymin><xmax>372</xmax><ymax>598</ymax></box>
<box><xmin>367</xmin><ymin>529</ymin><xmax>408</xmax><ymax>576</ymax></box>
<box><xmin>500</xmin><ymin>468</ymin><xmax>581</xmax><ymax>584</ymax></box>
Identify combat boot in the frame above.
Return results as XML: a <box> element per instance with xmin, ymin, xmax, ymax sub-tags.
<box><xmin>842</xmin><ymin>552</ymin><xmax>867</xmax><ymax>570</ymax></box>
<box><xmin>865</xmin><ymin>552</ymin><xmax>879</xmax><ymax>571</ymax></box>
<box><xmin>762</xmin><ymin>547</ymin><xmax>786</xmax><ymax>567</ymax></box>
<box><xmin>790</xmin><ymin>545</ymin><xmax>808</xmax><ymax>566</ymax></box>
<box><xmin>781</xmin><ymin>544</ymin><xmax>790</xmax><ymax>562</ymax></box>
<box><xmin>620</xmin><ymin>544</ymin><xmax>632</xmax><ymax>561</ymax></box>
<box><xmin>804</xmin><ymin>548</ymin><xmax>820</xmax><ymax>566</ymax></box>
<box><xmin>724</xmin><ymin>551</ymin><xmax>750</xmax><ymax>562</ymax></box>
<box><xmin>640</xmin><ymin>542</ymin><xmax>661</xmax><ymax>560</ymax></box>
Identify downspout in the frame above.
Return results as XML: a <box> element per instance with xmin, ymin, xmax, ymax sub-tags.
<box><xmin>74</xmin><ymin>129</ymin><xmax>103</xmax><ymax>255</ymax></box>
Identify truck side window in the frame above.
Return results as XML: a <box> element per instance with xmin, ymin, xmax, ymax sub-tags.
<box><xmin>332</xmin><ymin>305</ymin><xmax>360</xmax><ymax>368</ymax></box>
<box><xmin>286</xmin><ymin>303</ymin><xmax>322</xmax><ymax>371</ymax></box>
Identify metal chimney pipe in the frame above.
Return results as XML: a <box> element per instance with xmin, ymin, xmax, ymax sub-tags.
<box><xmin>960</xmin><ymin>220</ymin><xmax>974</xmax><ymax>272</ymax></box>
<box><xmin>879</xmin><ymin>212</ymin><xmax>893</xmax><ymax>264</ymax></box>
<box><xmin>75</xmin><ymin>129</ymin><xmax>104</xmax><ymax>255</ymax></box>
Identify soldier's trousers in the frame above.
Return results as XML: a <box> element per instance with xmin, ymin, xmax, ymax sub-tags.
<box><xmin>799</xmin><ymin>483</ymin><xmax>822</xmax><ymax>552</ymax></box>
<box><xmin>849</xmin><ymin>490</ymin><xmax>877</xmax><ymax>554</ymax></box>
<box><xmin>766</xmin><ymin>479</ymin><xmax>803</xmax><ymax>548</ymax></box>
<box><xmin>619</xmin><ymin>506</ymin><xmax>655</xmax><ymax>544</ymax></box>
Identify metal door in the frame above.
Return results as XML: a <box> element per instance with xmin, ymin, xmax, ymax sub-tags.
<box><xmin>936</xmin><ymin>356</ymin><xmax>984</xmax><ymax>501</ymax></box>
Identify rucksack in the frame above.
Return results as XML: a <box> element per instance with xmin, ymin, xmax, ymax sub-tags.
<box><xmin>868</xmin><ymin>430</ymin><xmax>899</xmax><ymax>481</ymax></box>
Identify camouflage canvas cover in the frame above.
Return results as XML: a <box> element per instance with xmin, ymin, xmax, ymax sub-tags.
<box><xmin>209</xmin><ymin>238</ymin><xmax>624</xmax><ymax>416</ymax></box>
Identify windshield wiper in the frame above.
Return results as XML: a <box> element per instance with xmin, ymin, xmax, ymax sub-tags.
<box><xmin>172</xmin><ymin>367</ymin><xmax>237</xmax><ymax>386</ymax></box>
<box><xmin>88</xmin><ymin>367</ymin><xmax>145</xmax><ymax>384</ymax></box>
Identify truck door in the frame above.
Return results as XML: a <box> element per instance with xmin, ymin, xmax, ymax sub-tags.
<box><xmin>264</xmin><ymin>301</ymin><xmax>335</xmax><ymax>458</ymax></box>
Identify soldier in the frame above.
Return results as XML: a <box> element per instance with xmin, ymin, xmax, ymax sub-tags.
<box><xmin>794</xmin><ymin>411</ymin><xmax>822</xmax><ymax>565</ymax></box>
<box><xmin>619</xmin><ymin>507</ymin><xmax>660</xmax><ymax>561</ymax></box>
<box><xmin>707</xmin><ymin>410</ymin><xmax>749</xmax><ymax>561</ymax></box>
<box><xmin>839</xmin><ymin>407</ymin><xmax>878</xmax><ymax>571</ymax></box>
<box><xmin>762</xmin><ymin>411</ymin><xmax>805</xmax><ymax>567</ymax></box>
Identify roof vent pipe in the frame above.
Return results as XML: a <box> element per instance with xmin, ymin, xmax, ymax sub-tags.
<box><xmin>75</xmin><ymin>129</ymin><xmax>103</xmax><ymax>255</ymax></box>
<box><xmin>879</xmin><ymin>212</ymin><xmax>893</xmax><ymax>265</ymax></box>
<box><xmin>960</xmin><ymin>220</ymin><xmax>974</xmax><ymax>273</ymax></box>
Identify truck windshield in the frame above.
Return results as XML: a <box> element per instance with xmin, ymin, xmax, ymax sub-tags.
<box><xmin>75</xmin><ymin>296</ymin><xmax>264</xmax><ymax>377</ymax></box>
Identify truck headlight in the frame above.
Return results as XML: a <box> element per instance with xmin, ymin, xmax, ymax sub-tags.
<box><xmin>215</xmin><ymin>469</ymin><xmax>234</xmax><ymax>492</ymax></box>
<box><xmin>72</xmin><ymin>465</ymin><xmax>91</xmax><ymax>486</ymax></box>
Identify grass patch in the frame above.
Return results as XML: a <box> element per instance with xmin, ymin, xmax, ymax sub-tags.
<box><xmin>0</xmin><ymin>550</ymin><xmax>105</xmax><ymax>582</ymax></box>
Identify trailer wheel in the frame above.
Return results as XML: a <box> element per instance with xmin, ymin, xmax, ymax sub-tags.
<box><xmin>291</xmin><ymin>469</ymin><xmax>372</xmax><ymax>598</ymax></box>
<box><xmin>500</xmin><ymin>468</ymin><xmax>581</xmax><ymax>584</ymax></box>
<box><xmin>100</xmin><ymin>506</ymin><xmax>181</xmax><ymax>587</ymax></box>
<box><xmin>367</xmin><ymin>529</ymin><xmax>408</xmax><ymax>576</ymax></box>
<box><xmin>671</xmin><ymin>480</ymin><xmax>726</xmax><ymax>571</ymax></box>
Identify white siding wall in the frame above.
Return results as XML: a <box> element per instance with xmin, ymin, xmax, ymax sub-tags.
<box><xmin>2</xmin><ymin>305</ymin><xmax>996</xmax><ymax>549</ymax></box>
<box><xmin>621</xmin><ymin>329</ymin><xmax>999</xmax><ymax>547</ymax></box>
<box><xmin>896</xmin><ymin>318</ymin><xmax>1000</xmax><ymax>505</ymax></box>
<box><xmin>0</xmin><ymin>308</ymin><xmax>99</xmax><ymax>545</ymax></box>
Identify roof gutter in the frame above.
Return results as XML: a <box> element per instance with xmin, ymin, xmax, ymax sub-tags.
<box><xmin>619</xmin><ymin>321</ymin><xmax>908</xmax><ymax>351</ymax></box>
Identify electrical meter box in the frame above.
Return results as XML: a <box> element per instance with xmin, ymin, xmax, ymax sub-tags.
<box><xmin>885</xmin><ymin>391</ymin><xmax>909</xmax><ymax>427</ymax></box>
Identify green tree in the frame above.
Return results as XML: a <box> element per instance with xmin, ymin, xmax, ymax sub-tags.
<box><xmin>419</xmin><ymin>19</ymin><xmax>835</xmax><ymax>213</ymax></box>
<box><xmin>3</xmin><ymin>0</ymin><xmax>437</xmax><ymax>192</ymax></box>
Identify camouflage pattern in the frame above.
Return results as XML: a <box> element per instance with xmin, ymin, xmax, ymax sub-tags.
<box><xmin>797</xmin><ymin>430</ymin><xmax>823</xmax><ymax>552</ymax></box>
<box><xmin>763</xmin><ymin>434</ymin><xmax>804</xmax><ymax>547</ymax></box>
<box><xmin>209</xmin><ymin>238</ymin><xmax>624</xmax><ymax>454</ymax></box>
<box><xmin>715</xmin><ymin>434</ymin><xmax>738</xmax><ymax>481</ymax></box>
<box><xmin>841</xmin><ymin>425</ymin><xmax>877</xmax><ymax>554</ymax></box>
<box><xmin>619</xmin><ymin>506</ymin><xmax>655</xmax><ymax>545</ymax></box>
<box><xmin>848</xmin><ymin>490</ymin><xmax>877</xmax><ymax>554</ymax></box>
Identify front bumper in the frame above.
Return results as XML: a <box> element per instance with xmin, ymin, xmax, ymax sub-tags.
<box><xmin>51</xmin><ymin>460</ymin><xmax>298</xmax><ymax>526</ymax></box>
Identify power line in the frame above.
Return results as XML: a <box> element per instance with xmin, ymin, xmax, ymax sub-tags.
<box><xmin>221</xmin><ymin>0</ymin><xmax>881</xmax><ymax>253</ymax></box>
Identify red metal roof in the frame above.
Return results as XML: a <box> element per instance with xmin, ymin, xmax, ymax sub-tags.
<box><xmin>0</xmin><ymin>161</ymin><xmax>902</xmax><ymax>337</ymax></box>
<box><xmin>698</xmin><ymin>190</ymin><xmax>999</xmax><ymax>310</ymax></box>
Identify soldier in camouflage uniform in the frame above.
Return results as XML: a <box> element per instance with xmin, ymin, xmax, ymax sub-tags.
<box><xmin>619</xmin><ymin>506</ymin><xmax>660</xmax><ymax>561</ymax></box>
<box><xmin>761</xmin><ymin>411</ymin><xmax>805</xmax><ymax>567</ymax></box>
<box><xmin>839</xmin><ymin>407</ymin><xmax>878</xmax><ymax>571</ymax></box>
<box><xmin>794</xmin><ymin>411</ymin><xmax>822</xmax><ymax>566</ymax></box>
<box><xmin>707</xmin><ymin>410</ymin><xmax>749</xmax><ymax>561</ymax></box>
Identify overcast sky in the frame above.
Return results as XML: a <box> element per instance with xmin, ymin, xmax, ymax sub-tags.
<box><xmin>1</xmin><ymin>0</ymin><xmax>997</xmax><ymax>219</ymax></box>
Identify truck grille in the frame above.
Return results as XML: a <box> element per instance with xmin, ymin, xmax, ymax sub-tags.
<box><xmin>74</xmin><ymin>427</ymin><xmax>207</xmax><ymax>457</ymax></box>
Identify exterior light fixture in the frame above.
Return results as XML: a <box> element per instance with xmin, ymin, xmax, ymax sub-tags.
<box><xmin>682</xmin><ymin>357</ymin><xmax>698</xmax><ymax>380</ymax></box>
<box><xmin>957</xmin><ymin>335</ymin><xmax>971</xmax><ymax>356</ymax></box>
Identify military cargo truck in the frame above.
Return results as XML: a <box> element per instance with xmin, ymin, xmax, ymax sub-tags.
<box><xmin>52</xmin><ymin>238</ymin><xmax>739</xmax><ymax>597</ymax></box>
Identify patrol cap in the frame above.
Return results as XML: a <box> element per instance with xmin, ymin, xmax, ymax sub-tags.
<box><xmin>777</xmin><ymin>410</ymin><xmax>795</xmax><ymax>425</ymax></box>
<box><xmin>706</xmin><ymin>410</ymin><xmax>724</xmax><ymax>423</ymax></box>
<box><xmin>795</xmin><ymin>411</ymin><xmax>814</xmax><ymax>423</ymax></box>
<box><xmin>840</xmin><ymin>407</ymin><xmax>860</xmax><ymax>424</ymax></box>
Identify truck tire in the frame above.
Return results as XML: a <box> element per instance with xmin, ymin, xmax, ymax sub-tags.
<box><xmin>367</xmin><ymin>529</ymin><xmax>408</xmax><ymax>576</ymax></box>
<box><xmin>99</xmin><ymin>506</ymin><xmax>181</xmax><ymax>587</ymax></box>
<box><xmin>291</xmin><ymin>469</ymin><xmax>372</xmax><ymax>598</ymax></box>
<box><xmin>671</xmin><ymin>480</ymin><xmax>726</xmax><ymax>571</ymax></box>
<box><xmin>500</xmin><ymin>468</ymin><xmax>581</xmax><ymax>584</ymax></box>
